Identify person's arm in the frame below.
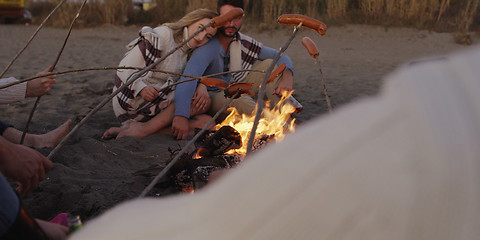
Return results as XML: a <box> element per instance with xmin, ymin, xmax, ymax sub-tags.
<box><xmin>0</xmin><ymin>77</ymin><xmax>27</xmax><ymax>104</ymax></box>
<box><xmin>174</xmin><ymin>45</ymin><xmax>217</xmax><ymax>118</ymax></box>
<box><xmin>258</xmin><ymin>46</ymin><xmax>294</xmax><ymax>73</ymax></box>
<box><xmin>25</xmin><ymin>66</ymin><xmax>56</xmax><ymax>98</ymax></box>
<box><xmin>172</xmin><ymin>39</ymin><xmax>219</xmax><ymax>139</ymax></box>
<box><xmin>0</xmin><ymin>67</ymin><xmax>56</xmax><ymax>104</ymax></box>
<box><xmin>258</xmin><ymin>46</ymin><xmax>294</xmax><ymax>95</ymax></box>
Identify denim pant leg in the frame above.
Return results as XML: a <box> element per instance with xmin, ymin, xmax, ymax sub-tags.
<box><xmin>0</xmin><ymin>173</ymin><xmax>20</xmax><ymax>236</ymax></box>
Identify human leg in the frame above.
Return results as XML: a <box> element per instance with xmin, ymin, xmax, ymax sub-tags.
<box><xmin>208</xmin><ymin>60</ymin><xmax>286</xmax><ymax>119</ymax></box>
<box><xmin>2</xmin><ymin>120</ymin><xmax>72</xmax><ymax>149</ymax></box>
<box><xmin>188</xmin><ymin>114</ymin><xmax>215</xmax><ymax>135</ymax></box>
<box><xmin>208</xmin><ymin>91</ymin><xmax>256</xmax><ymax>121</ymax></box>
<box><xmin>242</xmin><ymin>59</ymin><xmax>282</xmax><ymax>107</ymax></box>
<box><xmin>116</xmin><ymin>104</ymin><xmax>175</xmax><ymax>139</ymax></box>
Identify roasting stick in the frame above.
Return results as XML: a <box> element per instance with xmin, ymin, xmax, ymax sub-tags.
<box><xmin>0</xmin><ymin>67</ymin><xmax>264</xmax><ymax>90</ymax></box>
<box><xmin>245</xmin><ymin>23</ymin><xmax>301</xmax><ymax>155</ymax></box>
<box><xmin>301</xmin><ymin>37</ymin><xmax>332</xmax><ymax>112</ymax></box>
<box><xmin>20</xmin><ymin>0</ymin><xmax>88</xmax><ymax>144</ymax></box>
<box><xmin>47</xmin><ymin>8</ymin><xmax>245</xmax><ymax>159</ymax></box>
<box><xmin>0</xmin><ymin>0</ymin><xmax>67</xmax><ymax>78</ymax></box>
<box><xmin>246</xmin><ymin>14</ymin><xmax>327</xmax><ymax>155</ymax></box>
<box><xmin>139</xmin><ymin>91</ymin><xmax>241</xmax><ymax>198</ymax></box>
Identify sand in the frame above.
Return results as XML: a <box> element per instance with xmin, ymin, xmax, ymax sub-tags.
<box><xmin>0</xmin><ymin>23</ymin><xmax>477</xmax><ymax>222</ymax></box>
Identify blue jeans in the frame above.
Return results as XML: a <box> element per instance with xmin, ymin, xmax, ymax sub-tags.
<box><xmin>0</xmin><ymin>173</ymin><xmax>20</xmax><ymax>236</ymax></box>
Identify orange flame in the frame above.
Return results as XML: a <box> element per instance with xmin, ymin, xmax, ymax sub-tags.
<box><xmin>216</xmin><ymin>91</ymin><xmax>296</xmax><ymax>155</ymax></box>
<box><xmin>182</xmin><ymin>186</ymin><xmax>195</xmax><ymax>194</ymax></box>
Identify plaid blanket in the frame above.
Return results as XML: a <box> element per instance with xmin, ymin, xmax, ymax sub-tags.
<box><xmin>229</xmin><ymin>32</ymin><xmax>263</xmax><ymax>83</ymax></box>
<box><xmin>113</xmin><ymin>26</ymin><xmax>177</xmax><ymax>124</ymax></box>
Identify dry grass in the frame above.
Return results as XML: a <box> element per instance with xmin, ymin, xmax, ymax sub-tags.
<box><xmin>25</xmin><ymin>0</ymin><xmax>479</xmax><ymax>32</ymax></box>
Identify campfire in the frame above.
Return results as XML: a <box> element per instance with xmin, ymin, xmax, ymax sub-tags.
<box><xmin>169</xmin><ymin>91</ymin><xmax>298</xmax><ymax>193</ymax></box>
<box><xmin>215</xmin><ymin>91</ymin><xmax>297</xmax><ymax>155</ymax></box>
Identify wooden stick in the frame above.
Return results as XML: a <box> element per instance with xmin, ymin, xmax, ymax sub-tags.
<box><xmin>314</xmin><ymin>57</ymin><xmax>333</xmax><ymax>112</ymax></box>
<box><xmin>0</xmin><ymin>0</ymin><xmax>67</xmax><ymax>78</ymax></box>
<box><xmin>139</xmin><ymin>91</ymin><xmax>240</xmax><ymax>198</ymax></box>
<box><xmin>0</xmin><ymin>67</ymin><xmax>263</xmax><ymax>90</ymax></box>
<box><xmin>246</xmin><ymin>23</ymin><xmax>302</xmax><ymax>155</ymax></box>
<box><xmin>21</xmin><ymin>0</ymin><xmax>88</xmax><ymax>144</ymax></box>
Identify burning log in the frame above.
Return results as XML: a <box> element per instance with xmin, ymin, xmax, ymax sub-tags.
<box><xmin>195</xmin><ymin>126</ymin><xmax>242</xmax><ymax>157</ymax></box>
<box><xmin>153</xmin><ymin>126</ymin><xmax>274</xmax><ymax>194</ymax></box>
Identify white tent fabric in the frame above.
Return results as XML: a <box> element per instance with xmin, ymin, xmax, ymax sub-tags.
<box><xmin>71</xmin><ymin>46</ymin><xmax>480</xmax><ymax>240</ymax></box>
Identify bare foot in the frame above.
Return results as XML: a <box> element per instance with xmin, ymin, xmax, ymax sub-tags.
<box><xmin>116</xmin><ymin>121</ymin><xmax>150</xmax><ymax>139</ymax></box>
<box><xmin>32</xmin><ymin>120</ymin><xmax>72</xmax><ymax>148</ymax></box>
<box><xmin>102</xmin><ymin>126</ymin><xmax>125</xmax><ymax>140</ymax></box>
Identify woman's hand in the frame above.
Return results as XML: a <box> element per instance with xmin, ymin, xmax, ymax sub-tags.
<box><xmin>140</xmin><ymin>86</ymin><xmax>160</xmax><ymax>102</ymax></box>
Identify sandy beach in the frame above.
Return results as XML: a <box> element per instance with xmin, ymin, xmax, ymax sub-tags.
<box><xmin>0</xmin><ymin>23</ymin><xmax>477</xmax><ymax>222</ymax></box>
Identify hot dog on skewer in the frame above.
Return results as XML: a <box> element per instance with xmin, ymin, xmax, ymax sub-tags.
<box><xmin>301</xmin><ymin>37</ymin><xmax>319</xmax><ymax>59</ymax></box>
<box><xmin>277</xmin><ymin>14</ymin><xmax>327</xmax><ymax>36</ymax></box>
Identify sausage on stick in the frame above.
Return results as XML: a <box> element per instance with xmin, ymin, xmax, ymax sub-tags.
<box><xmin>277</xmin><ymin>14</ymin><xmax>327</xmax><ymax>36</ymax></box>
<box><xmin>301</xmin><ymin>37</ymin><xmax>332</xmax><ymax>112</ymax></box>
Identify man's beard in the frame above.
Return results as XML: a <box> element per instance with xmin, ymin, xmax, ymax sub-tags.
<box><xmin>219</xmin><ymin>26</ymin><xmax>239</xmax><ymax>37</ymax></box>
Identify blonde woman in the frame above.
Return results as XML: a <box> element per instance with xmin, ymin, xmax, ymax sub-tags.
<box><xmin>103</xmin><ymin>9</ymin><xmax>218</xmax><ymax>140</ymax></box>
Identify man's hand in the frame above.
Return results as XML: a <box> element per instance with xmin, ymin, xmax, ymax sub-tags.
<box><xmin>171</xmin><ymin>116</ymin><xmax>189</xmax><ymax>140</ymax></box>
<box><xmin>273</xmin><ymin>69</ymin><xmax>293</xmax><ymax>96</ymax></box>
<box><xmin>0</xmin><ymin>137</ymin><xmax>53</xmax><ymax>195</ymax></box>
<box><xmin>26</xmin><ymin>66</ymin><xmax>56</xmax><ymax>98</ymax></box>
<box><xmin>191</xmin><ymin>83</ymin><xmax>211</xmax><ymax>115</ymax></box>
<box><xmin>140</xmin><ymin>86</ymin><xmax>160</xmax><ymax>102</ymax></box>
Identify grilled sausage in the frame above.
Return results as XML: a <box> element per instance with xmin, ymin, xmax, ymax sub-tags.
<box><xmin>267</xmin><ymin>63</ymin><xmax>287</xmax><ymax>84</ymax></box>
<box><xmin>224</xmin><ymin>82</ymin><xmax>255</xmax><ymax>98</ymax></box>
<box><xmin>301</xmin><ymin>37</ymin><xmax>319</xmax><ymax>59</ymax></box>
<box><xmin>200</xmin><ymin>77</ymin><xmax>229</xmax><ymax>89</ymax></box>
<box><xmin>277</xmin><ymin>14</ymin><xmax>327</xmax><ymax>36</ymax></box>
<box><xmin>211</xmin><ymin>8</ymin><xmax>244</xmax><ymax>28</ymax></box>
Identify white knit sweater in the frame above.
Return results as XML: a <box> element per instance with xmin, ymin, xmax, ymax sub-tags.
<box><xmin>0</xmin><ymin>77</ymin><xmax>26</xmax><ymax>104</ymax></box>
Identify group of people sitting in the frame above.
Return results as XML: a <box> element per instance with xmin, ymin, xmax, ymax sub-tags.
<box><xmin>3</xmin><ymin>0</ymin><xmax>480</xmax><ymax>239</ymax></box>
<box><xmin>102</xmin><ymin>0</ymin><xmax>295</xmax><ymax>140</ymax></box>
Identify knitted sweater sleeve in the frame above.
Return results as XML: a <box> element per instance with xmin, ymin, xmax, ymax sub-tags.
<box><xmin>0</xmin><ymin>77</ymin><xmax>26</xmax><ymax>104</ymax></box>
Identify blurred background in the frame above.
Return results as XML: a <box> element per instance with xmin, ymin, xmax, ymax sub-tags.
<box><xmin>0</xmin><ymin>0</ymin><xmax>476</xmax><ymax>34</ymax></box>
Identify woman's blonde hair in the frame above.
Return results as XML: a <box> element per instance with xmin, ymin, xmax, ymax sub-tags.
<box><xmin>163</xmin><ymin>8</ymin><xmax>218</xmax><ymax>43</ymax></box>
